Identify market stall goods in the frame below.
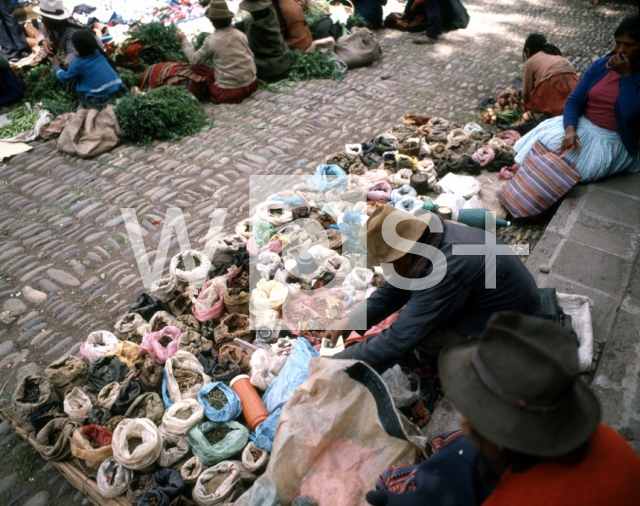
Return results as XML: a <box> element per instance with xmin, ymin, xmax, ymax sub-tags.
<box><xmin>112</xmin><ymin>417</ymin><xmax>163</xmax><ymax>471</ymax></box>
<box><xmin>12</xmin><ymin>375</ymin><xmax>59</xmax><ymax>422</ymax></box>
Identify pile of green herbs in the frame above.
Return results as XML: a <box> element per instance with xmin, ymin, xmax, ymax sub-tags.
<box><xmin>117</xmin><ymin>68</ymin><xmax>143</xmax><ymax>89</ymax></box>
<box><xmin>287</xmin><ymin>50</ymin><xmax>343</xmax><ymax>82</ymax></box>
<box><xmin>23</xmin><ymin>64</ymin><xmax>77</xmax><ymax>116</ymax></box>
<box><xmin>127</xmin><ymin>22</ymin><xmax>187</xmax><ymax>67</ymax></box>
<box><xmin>0</xmin><ymin>105</ymin><xmax>39</xmax><ymax>139</ymax></box>
<box><xmin>114</xmin><ymin>86</ymin><xmax>208</xmax><ymax>146</ymax></box>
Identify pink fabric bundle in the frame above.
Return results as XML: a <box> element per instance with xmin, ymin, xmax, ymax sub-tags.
<box><xmin>246</xmin><ymin>236</ymin><xmax>283</xmax><ymax>257</ymax></box>
<box><xmin>138</xmin><ymin>326</ymin><xmax>180</xmax><ymax>364</ymax></box>
<box><xmin>472</xmin><ymin>146</ymin><xmax>496</xmax><ymax>167</ymax></box>
<box><xmin>366</xmin><ymin>181</ymin><xmax>392</xmax><ymax>203</ymax></box>
<box><xmin>494</xmin><ymin>130</ymin><xmax>521</xmax><ymax>147</ymax></box>
<box><xmin>497</xmin><ymin>163</ymin><xmax>521</xmax><ymax>180</ymax></box>
<box><xmin>192</xmin><ymin>277</ymin><xmax>227</xmax><ymax>322</ymax></box>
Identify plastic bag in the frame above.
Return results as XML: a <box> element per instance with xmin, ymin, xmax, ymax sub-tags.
<box><xmin>198</xmin><ymin>382</ymin><xmax>242</xmax><ymax>422</ymax></box>
<box><xmin>380</xmin><ymin>365</ymin><xmax>421</xmax><ymax>408</ymax></box>
<box><xmin>193</xmin><ymin>461</ymin><xmax>242</xmax><ymax>506</ymax></box>
<box><xmin>342</xmin><ymin>267</ymin><xmax>374</xmax><ymax>290</ymax></box>
<box><xmin>433</xmin><ymin>193</ymin><xmax>466</xmax><ymax>220</ymax></box>
<box><xmin>170</xmin><ymin>250</ymin><xmax>212</xmax><ymax>289</ymax></box>
<box><xmin>97</xmin><ymin>382</ymin><xmax>121</xmax><ymax>410</ymax></box>
<box><xmin>164</xmin><ymin>350</ymin><xmax>211</xmax><ymax>406</ymax></box>
<box><xmin>250</xmin><ymin>349</ymin><xmax>288</xmax><ymax>392</ymax></box>
<box><xmin>113</xmin><ymin>381</ymin><xmax>142</xmax><ymax>415</ymax></box>
<box><xmin>159</xmin><ymin>434</ymin><xmax>191</xmax><ymax>469</ymax></box>
<box><xmin>112</xmin><ymin>418</ymin><xmax>163</xmax><ymax>471</ymax></box>
<box><xmin>234</xmin><ymin>359</ymin><xmax>427</xmax><ymax>506</ymax></box>
<box><xmin>262</xmin><ymin>338</ymin><xmax>319</xmax><ymax>413</ymax></box>
<box><xmin>250</xmin><ymin>279</ymin><xmax>288</xmax><ymax>315</ymax></box>
<box><xmin>256</xmin><ymin>252</ymin><xmax>282</xmax><ymax>280</ymax></box>
<box><xmin>64</xmin><ymin>386</ymin><xmax>93</xmax><ymax>422</ymax></box>
<box><xmin>45</xmin><ymin>355</ymin><xmax>87</xmax><ymax>397</ymax></box>
<box><xmin>187</xmin><ymin>421</ymin><xmax>249</xmax><ymax>467</ymax></box>
<box><xmin>162</xmin><ymin>399</ymin><xmax>205</xmax><ymax>435</ymax></box>
<box><xmin>97</xmin><ymin>457</ymin><xmax>133</xmax><ymax>499</ymax></box>
<box><xmin>108</xmin><ymin>340</ymin><xmax>141</xmax><ymax>368</ymax></box>
<box><xmin>193</xmin><ymin>277</ymin><xmax>227</xmax><ymax>323</ymax></box>
<box><xmin>87</xmin><ymin>355</ymin><xmax>129</xmax><ymax>391</ymax></box>
<box><xmin>70</xmin><ymin>425</ymin><xmax>113</xmax><ymax>469</ymax></box>
<box><xmin>254</xmin><ymin>201</ymin><xmax>293</xmax><ymax>227</ymax></box>
<box><xmin>181</xmin><ymin>456</ymin><xmax>204</xmax><ymax>484</ymax></box>
<box><xmin>114</xmin><ymin>312</ymin><xmax>147</xmax><ymax>341</ymax></box>
<box><xmin>125</xmin><ymin>392</ymin><xmax>165</xmax><ymax>425</ymax></box>
<box><xmin>214</xmin><ymin>314</ymin><xmax>252</xmax><ymax>345</ymax></box>
<box><xmin>241</xmin><ymin>442</ymin><xmax>269</xmax><ymax>473</ymax></box>
<box><xmin>12</xmin><ymin>375</ymin><xmax>59</xmax><ymax>422</ymax></box>
<box><xmin>154</xmin><ymin>468</ymin><xmax>187</xmax><ymax>500</ymax></box>
<box><xmin>78</xmin><ymin>330</ymin><xmax>120</xmax><ymax>364</ymax></box>
<box><xmin>249</xmin><ymin>408</ymin><xmax>280</xmax><ymax>453</ymax></box>
<box><xmin>34</xmin><ymin>418</ymin><xmax>80</xmax><ymax>461</ymax></box>
<box><xmin>139</xmin><ymin>326</ymin><xmax>181</xmax><ymax>365</ymax></box>
<box><xmin>307</xmin><ymin>164</ymin><xmax>347</xmax><ymax>193</ymax></box>
<box><xmin>434</xmin><ymin>173</ymin><xmax>481</xmax><ymax>199</ymax></box>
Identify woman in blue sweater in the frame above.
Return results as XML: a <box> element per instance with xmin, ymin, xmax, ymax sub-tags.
<box><xmin>54</xmin><ymin>30</ymin><xmax>128</xmax><ymax>110</ymax></box>
<box><xmin>514</xmin><ymin>13</ymin><xmax>640</xmax><ymax>182</ymax></box>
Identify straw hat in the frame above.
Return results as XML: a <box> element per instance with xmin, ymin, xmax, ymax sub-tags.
<box><xmin>439</xmin><ymin>312</ymin><xmax>601</xmax><ymax>458</ymax></box>
<box><xmin>33</xmin><ymin>0</ymin><xmax>71</xmax><ymax>20</ymax></box>
<box><xmin>206</xmin><ymin>0</ymin><xmax>234</xmax><ymax>20</ymax></box>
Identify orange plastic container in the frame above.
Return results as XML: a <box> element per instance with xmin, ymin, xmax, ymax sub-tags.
<box><xmin>230</xmin><ymin>374</ymin><xmax>269</xmax><ymax>430</ymax></box>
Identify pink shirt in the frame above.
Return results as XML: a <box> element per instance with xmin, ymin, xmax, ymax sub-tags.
<box><xmin>583</xmin><ymin>70</ymin><xmax>619</xmax><ymax>131</ymax></box>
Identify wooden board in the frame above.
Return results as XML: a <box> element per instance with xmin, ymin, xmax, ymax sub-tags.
<box><xmin>0</xmin><ymin>408</ymin><xmax>129</xmax><ymax>506</ymax></box>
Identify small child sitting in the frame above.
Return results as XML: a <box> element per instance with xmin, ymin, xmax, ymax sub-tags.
<box><xmin>53</xmin><ymin>30</ymin><xmax>128</xmax><ymax>110</ymax></box>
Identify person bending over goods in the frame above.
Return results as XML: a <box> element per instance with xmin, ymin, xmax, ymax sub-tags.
<box><xmin>0</xmin><ymin>53</ymin><xmax>25</xmax><ymax>105</ymax></box>
<box><xmin>0</xmin><ymin>0</ymin><xmax>31</xmax><ymax>61</ymax></box>
<box><xmin>239</xmin><ymin>0</ymin><xmax>294</xmax><ymax>83</ymax></box>
<box><xmin>514</xmin><ymin>13</ymin><xmax>640</xmax><ymax>183</ymax></box>
<box><xmin>35</xmin><ymin>0</ymin><xmax>101</xmax><ymax>69</ymax></box>
<box><xmin>521</xmin><ymin>33</ymin><xmax>578</xmax><ymax>118</ymax></box>
<box><xmin>366</xmin><ymin>312</ymin><xmax>640</xmax><ymax>506</ymax></box>
<box><xmin>324</xmin><ymin>205</ymin><xmax>541</xmax><ymax>368</ymax></box>
<box><xmin>177</xmin><ymin>0</ymin><xmax>258</xmax><ymax>104</ymax></box>
<box><xmin>54</xmin><ymin>30</ymin><xmax>128</xmax><ymax>110</ymax></box>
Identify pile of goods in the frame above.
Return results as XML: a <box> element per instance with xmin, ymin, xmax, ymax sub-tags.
<box><xmin>482</xmin><ymin>88</ymin><xmax>526</xmax><ymax>126</ymax></box>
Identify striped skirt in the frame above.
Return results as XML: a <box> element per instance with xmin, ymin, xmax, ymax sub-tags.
<box><xmin>514</xmin><ymin>115</ymin><xmax>640</xmax><ymax>183</ymax></box>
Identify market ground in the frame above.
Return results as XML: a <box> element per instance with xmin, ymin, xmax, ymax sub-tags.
<box><xmin>0</xmin><ymin>0</ymin><xmax>636</xmax><ymax>504</ymax></box>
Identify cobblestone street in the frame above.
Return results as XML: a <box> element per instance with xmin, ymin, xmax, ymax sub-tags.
<box><xmin>0</xmin><ymin>0</ymin><xmax>636</xmax><ymax>503</ymax></box>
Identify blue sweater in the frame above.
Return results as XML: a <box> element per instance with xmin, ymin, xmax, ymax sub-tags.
<box><xmin>563</xmin><ymin>56</ymin><xmax>640</xmax><ymax>156</ymax></box>
<box><xmin>55</xmin><ymin>52</ymin><xmax>123</xmax><ymax>98</ymax></box>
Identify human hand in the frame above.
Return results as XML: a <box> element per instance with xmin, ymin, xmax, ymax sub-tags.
<box><xmin>561</xmin><ymin>126</ymin><xmax>580</xmax><ymax>150</ymax></box>
<box><xmin>606</xmin><ymin>52</ymin><xmax>632</xmax><ymax>77</ymax></box>
<box><xmin>176</xmin><ymin>31</ymin><xmax>187</xmax><ymax>42</ymax></box>
<box><xmin>52</xmin><ymin>55</ymin><xmax>60</xmax><ymax>68</ymax></box>
<box><xmin>323</xmin><ymin>317</ymin><xmax>354</xmax><ymax>348</ymax></box>
<box><xmin>41</xmin><ymin>40</ymin><xmax>53</xmax><ymax>56</ymax></box>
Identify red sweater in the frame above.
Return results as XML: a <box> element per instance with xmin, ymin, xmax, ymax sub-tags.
<box><xmin>483</xmin><ymin>424</ymin><xmax>640</xmax><ymax>506</ymax></box>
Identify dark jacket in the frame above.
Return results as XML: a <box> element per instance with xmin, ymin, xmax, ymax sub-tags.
<box><xmin>353</xmin><ymin>0</ymin><xmax>387</xmax><ymax>29</ymax></box>
<box><xmin>335</xmin><ymin>221</ymin><xmax>541</xmax><ymax>367</ymax></box>
<box><xmin>563</xmin><ymin>56</ymin><xmax>640</xmax><ymax>156</ymax></box>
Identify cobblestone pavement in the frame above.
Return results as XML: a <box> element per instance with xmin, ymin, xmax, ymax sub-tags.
<box><xmin>0</xmin><ymin>0</ymin><xmax>635</xmax><ymax>503</ymax></box>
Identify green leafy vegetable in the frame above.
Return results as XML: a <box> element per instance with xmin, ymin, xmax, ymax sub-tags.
<box><xmin>114</xmin><ymin>85</ymin><xmax>208</xmax><ymax>145</ymax></box>
<box><xmin>0</xmin><ymin>105</ymin><xmax>39</xmax><ymax>139</ymax></box>
<box><xmin>117</xmin><ymin>68</ymin><xmax>143</xmax><ymax>89</ymax></box>
<box><xmin>346</xmin><ymin>14</ymin><xmax>367</xmax><ymax>29</ymax></box>
<box><xmin>287</xmin><ymin>50</ymin><xmax>343</xmax><ymax>82</ymax></box>
<box><xmin>24</xmin><ymin>66</ymin><xmax>77</xmax><ymax>117</ymax></box>
<box><xmin>128</xmin><ymin>22</ymin><xmax>187</xmax><ymax>66</ymax></box>
<box><xmin>192</xmin><ymin>32</ymin><xmax>212</xmax><ymax>51</ymax></box>
<box><xmin>304</xmin><ymin>1</ymin><xmax>331</xmax><ymax>28</ymax></box>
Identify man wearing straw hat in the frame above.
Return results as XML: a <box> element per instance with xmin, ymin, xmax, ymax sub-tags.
<box><xmin>177</xmin><ymin>0</ymin><xmax>258</xmax><ymax>103</ymax></box>
<box><xmin>366</xmin><ymin>313</ymin><xmax>640</xmax><ymax>506</ymax></box>
<box><xmin>326</xmin><ymin>205</ymin><xmax>541</xmax><ymax>367</ymax></box>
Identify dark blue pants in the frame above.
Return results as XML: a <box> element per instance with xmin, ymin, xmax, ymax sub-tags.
<box><xmin>0</xmin><ymin>0</ymin><xmax>28</xmax><ymax>59</ymax></box>
<box><xmin>424</xmin><ymin>0</ymin><xmax>444</xmax><ymax>38</ymax></box>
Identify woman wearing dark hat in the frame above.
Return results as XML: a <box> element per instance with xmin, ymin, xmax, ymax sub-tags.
<box><xmin>176</xmin><ymin>0</ymin><xmax>258</xmax><ymax>104</ymax></box>
<box><xmin>367</xmin><ymin>313</ymin><xmax>640</xmax><ymax>506</ymax></box>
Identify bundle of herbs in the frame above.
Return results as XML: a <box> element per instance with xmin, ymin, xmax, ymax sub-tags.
<box><xmin>117</xmin><ymin>68</ymin><xmax>143</xmax><ymax>89</ymax></box>
<box><xmin>114</xmin><ymin>86</ymin><xmax>208</xmax><ymax>145</ymax></box>
<box><xmin>287</xmin><ymin>50</ymin><xmax>344</xmax><ymax>82</ymax></box>
<box><xmin>118</xmin><ymin>22</ymin><xmax>187</xmax><ymax>69</ymax></box>
<box><xmin>23</xmin><ymin>65</ymin><xmax>77</xmax><ymax>116</ymax></box>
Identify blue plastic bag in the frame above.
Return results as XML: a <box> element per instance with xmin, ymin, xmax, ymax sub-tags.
<box><xmin>261</xmin><ymin>338</ymin><xmax>319</xmax><ymax>413</ymax></box>
<box><xmin>307</xmin><ymin>165</ymin><xmax>347</xmax><ymax>193</ymax></box>
<box><xmin>197</xmin><ymin>382</ymin><xmax>242</xmax><ymax>422</ymax></box>
<box><xmin>249</xmin><ymin>407</ymin><xmax>281</xmax><ymax>453</ymax></box>
<box><xmin>162</xmin><ymin>369</ymin><xmax>172</xmax><ymax>409</ymax></box>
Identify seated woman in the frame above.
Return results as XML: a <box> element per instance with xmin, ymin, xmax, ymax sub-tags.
<box><xmin>0</xmin><ymin>54</ymin><xmax>25</xmax><ymax>106</ymax></box>
<box><xmin>367</xmin><ymin>313</ymin><xmax>640</xmax><ymax>506</ymax></box>
<box><xmin>521</xmin><ymin>34</ymin><xmax>578</xmax><ymax>118</ymax></box>
<box><xmin>53</xmin><ymin>30</ymin><xmax>128</xmax><ymax>110</ymax></box>
<box><xmin>175</xmin><ymin>0</ymin><xmax>258</xmax><ymax>104</ymax></box>
<box><xmin>272</xmin><ymin>0</ymin><xmax>312</xmax><ymax>51</ymax></box>
<box><xmin>514</xmin><ymin>14</ymin><xmax>640</xmax><ymax>183</ymax></box>
<box><xmin>35</xmin><ymin>0</ymin><xmax>101</xmax><ymax>69</ymax></box>
<box><xmin>352</xmin><ymin>0</ymin><xmax>388</xmax><ymax>29</ymax></box>
<box><xmin>240</xmin><ymin>0</ymin><xmax>294</xmax><ymax>83</ymax></box>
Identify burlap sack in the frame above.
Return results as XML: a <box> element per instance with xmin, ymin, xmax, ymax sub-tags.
<box><xmin>213</xmin><ymin>314</ymin><xmax>252</xmax><ymax>345</ymax></box>
<box><xmin>178</xmin><ymin>331</ymin><xmax>213</xmax><ymax>355</ymax></box>
<box><xmin>45</xmin><ymin>356</ymin><xmax>87</xmax><ymax>398</ymax></box>
<box><xmin>114</xmin><ymin>313</ymin><xmax>147</xmax><ymax>340</ymax></box>
<box><xmin>125</xmin><ymin>392</ymin><xmax>165</xmax><ymax>425</ymax></box>
<box><xmin>34</xmin><ymin>418</ymin><xmax>80</xmax><ymax>461</ymax></box>
<box><xmin>12</xmin><ymin>375</ymin><xmax>59</xmax><ymax>421</ymax></box>
<box><xmin>218</xmin><ymin>344</ymin><xmax>251</xmax><ymax>373</ymax></box>
<box><xmin>181</xmin><ymin>456</ymin><xmax>204</xmax><ymax>485</ymax></box>
<box><xmin>223</xmin><ymin>289</ymin><xmax>250</xmax><ymax>316</ymax></box>
<box><xmin>57</xmin><ymin>105</ymin><xmax>124</xmax><ymax>158</ymax></box>
<box><xmin>335</xmin><ymin>27</ymin><xmax>380</xmax><ymax>68</ymax></box>
<box><xmin>211</xmin><ymin>234</ymin><xmax>248</xmax><ymax>267</ymax></box>
<box><xmin>139</xmin><ymin>356</ymin><xmax>164</xmax><ymax>392</ymax></box>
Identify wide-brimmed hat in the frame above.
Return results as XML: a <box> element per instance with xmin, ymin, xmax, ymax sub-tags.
<box><xmin>439</xmin><ymin>312</ymin><xmax>601</xmax><ymax>458</ymax></box>
<box><xmin>360</xmin><ymin>204</ymin><xmax>428</xmax><ymax>268</ymax></box>
<box><xmin>206</xmin><ymin>0</ymin><xmax>234</xmax><ymax>20</ymax></box>
<box><xmin>239</xmin><ymin>0</ymin><xmax>272</xmax><ymax>12</ymax></box>
<box><xmin>33</xmin><ymin>0</ymin><xmax>71</xmax><ymax>20</ymax></box>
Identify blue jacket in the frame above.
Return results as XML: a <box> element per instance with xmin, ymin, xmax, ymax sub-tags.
<box><xmin>55</xmin><ymin>52</ymin><xmax>123</xmax><ymax>98</ymax></box>
<box><xmin>335</xmin><ymin>222</ymin><xmax>541</xmax><ymax>367</ymax></box>
<box><xmin>563</xmin><ymin>56</ymin><xmax>640</xmax><ymax>156</ymax></box>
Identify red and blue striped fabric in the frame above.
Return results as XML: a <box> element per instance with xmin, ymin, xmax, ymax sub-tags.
<box><xmin>498</xmin><ymin>141</ymin><xmax>580</xmax><ymax>218</ymax></box>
